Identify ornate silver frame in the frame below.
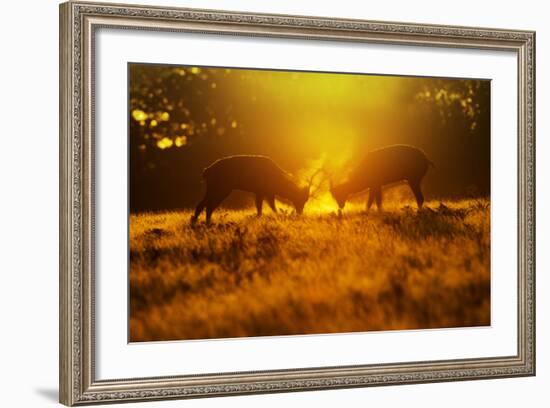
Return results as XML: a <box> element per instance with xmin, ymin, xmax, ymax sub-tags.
<box><xmin>59</xmin><ymin>1</ymin><xmax>536</xmax><ymax>405</ymax></box>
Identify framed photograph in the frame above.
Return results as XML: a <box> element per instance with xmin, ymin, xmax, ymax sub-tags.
<box><xmin>59</xmin><ymin>1</ymin><xmax>536</xmax><ymax>405</ymax></box>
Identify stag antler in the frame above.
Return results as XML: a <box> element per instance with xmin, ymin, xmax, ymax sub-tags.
<box><xmin>305</xmin><ymin>167</ymin><xmax>328</xmax><ymax>199</ymax></box>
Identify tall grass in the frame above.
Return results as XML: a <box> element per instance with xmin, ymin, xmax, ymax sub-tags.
<box><xmin>129</xmin><ymin>198</ymin><xmax>490</xmax><ymax>342</ymax></box>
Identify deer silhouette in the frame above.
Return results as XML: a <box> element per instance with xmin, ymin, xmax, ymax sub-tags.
<box><xmin>192</xmin><ymin>155</ymin><xmax>310</xmax><ymax>224</ymax></box>
<box><xmin>330</xmin><ymin>145</ymin><xmax>434</xmax><ymax>212</ymax></box>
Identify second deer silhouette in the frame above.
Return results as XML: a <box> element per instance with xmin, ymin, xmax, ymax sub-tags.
<box><xmin>330</xmin><ymin>144</ymin><xmax>434</xmax><ymax>211</ymax></box>
<box><xmin>192</xmin><ymin>155</ymin><xmax>310</xmax><ymax>224</ymax></box>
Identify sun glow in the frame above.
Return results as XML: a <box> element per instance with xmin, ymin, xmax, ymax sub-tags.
<box><xmin>305</xmin><ymin>191</ymin><xmax>339</xmax><ymax>214</ymax></box>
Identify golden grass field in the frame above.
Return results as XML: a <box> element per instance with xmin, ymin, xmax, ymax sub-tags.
<box><xmin>129</xmin><ymin>194</ymin><xmax>490</xmax><ymax>342</ymax></box>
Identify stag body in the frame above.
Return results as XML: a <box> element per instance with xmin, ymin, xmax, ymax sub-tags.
<box><xmin>330</xmin><ymin>145</ymin><xmax>433</xmax><ymax>211</ymax></box>
<box><xmin>192</xmin><ymin>155</ymin><xmax>309</xmax><ymax>223</ymax></box>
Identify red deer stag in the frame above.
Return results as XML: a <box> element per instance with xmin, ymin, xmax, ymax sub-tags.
<box><xmin>192</xmin><ymin>155</ymin><xmax>310</xmax><ymax>224</ymax></box>
<box><xmin>330</xmin><ymin>145</ymin><xmax>434</xmax><ymax>212</ymax></box>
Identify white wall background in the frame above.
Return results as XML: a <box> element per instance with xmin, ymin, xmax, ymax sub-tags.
<box><xmin>0</xmin><ymin>0</ymin><xmax>546</xmax><ymax>407</ymax></box>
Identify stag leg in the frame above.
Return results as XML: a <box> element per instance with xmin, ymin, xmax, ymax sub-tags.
<box><xmin>373</xmin><ymin>187</ymin><xmax>383</xmax><ymax>211</ymax></box>
<box><xmin>255</xmin><ymin>194</ymin><xmax>264</xmax><ymax>216</ymax></box>
<box><xmin>205</xmin><ymin>189</ymin><xmax>231</xmax><ymax>224</ymax></box>
<box><xmin>191</xmin><ymin>195</ymin><xmax>207</xmax><ymax>224</ymax></box>
<box><xmin>366</xmin><ymin>189</ymin><xmax>376</xmax><ymax>211</ymax></box>
<box><xmin>266</xmin><ymin>195</ymin><xmax>277</xmax><ymax>213</ymax></box>
<box><xmin>408</xmin><ymin>180</ymin><xmax>424</xmax><ymax>209</ymax></box>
